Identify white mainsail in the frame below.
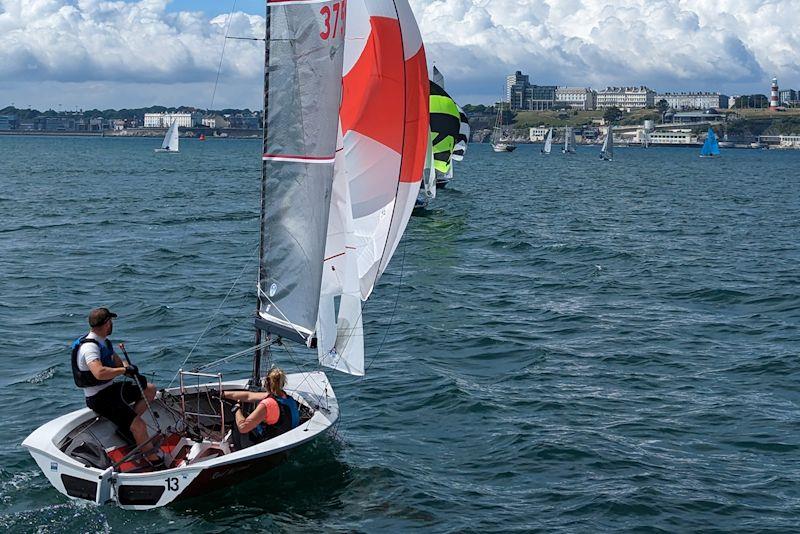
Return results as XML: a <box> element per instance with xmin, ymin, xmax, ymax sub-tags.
<box><xmin>256</xmin><ymin>0</ymin><xmax>345</xmax><ymax>344</ymax></box>
<box><xmin>600</xmin><ymin>125</ymin><xmax>613</xmax><ymax>160</ymax></box>
<box><xmin>542</xmin><ymin>127</ymin><xmax>552</xmax><ymax>154</ymax></box>
<box><xmin>316</xmin><ymin>0</ymin><xmax>429</xmax><ymax>374</ymax></box>
<box><xmin>160</xmin><ymin>120</ymin><xmax>179</xmax><ymax>152</ymax></box>
<box><xmin>563</xmin><ymin>126</ymin><xmax>576</xmax><ymax>153</ymax></box>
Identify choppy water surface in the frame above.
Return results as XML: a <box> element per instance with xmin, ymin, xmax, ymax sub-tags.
<box><xmin>1</xmin><ymin>136</ymin><xmax>799</xmax><ymax>532</ymax></box>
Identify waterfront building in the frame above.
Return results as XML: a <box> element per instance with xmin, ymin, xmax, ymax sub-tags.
<box><xmin>779</xmin><ymin>89</ymin><xmax>800</xmax><ymax>106</ymax></box>
<box><xmin>647</xmin><ymin>130</ymin><xmax>699</xmax><ymax>145</ymax></box>
<box><xmin>529</xmin><ymin>127</ymin><xmax>549</xmax><ymax>141</ymax></box>
<box><xmin>506</xmin><ymin>70</ymin><xmax>556</xmax><ymax>110</ymax></box>
<box><xmin>506</xmin><ymin>71</ymin><xmax>529</xmax><ymax>102</ymax></box>
<box><xmin>656</xmin><ymin>92</ymin><xmax>726</xmax><ymax>110</ymax></box>
<box><xmin>0</xmin><ymin>114</ymin><xmax>18</xmax><ymax>130</ymax></box>
<box><xmin>597</xmin><ymin>86</ymin><xmax>656</xmax><ymax>110</ymax></box>
<box><xmin>202</xmin><ymin>115</ymin><xmax>230</xmax><ymax>128</ymax></box>
<box><xmin>89</xmin><ymin>117</ymin><xmax>105</xmax><ymax>132</ymax></box>
<box><xmin>758</xmin><ymin>134</ymin><xmax>800</xmax><ymax>147</ymax></box>
<box><xmin>555</xmin><ymin>87</ymin><xmax>597</xmax><ymax>110</ymax></box>
<box><xmin>669</xmin><ymin>109</ymin><xmax>725</xmax><ymax>124</ymax></box>
<box><xmin>143</xmin><ymin>112</ymin><xmax>201</xmax><ymax>128</ymax></box>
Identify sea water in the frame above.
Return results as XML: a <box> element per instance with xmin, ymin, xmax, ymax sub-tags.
<box><xmin>1</xmin><ymin>136</ymin><xmax>799</xmax><ymax>532</ymax></box>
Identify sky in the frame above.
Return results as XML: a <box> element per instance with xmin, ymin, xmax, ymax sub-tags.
<box><xmin>1</xmin><ymin>0</ymin><xmax>799</xmax><ymax>110</ymax></box>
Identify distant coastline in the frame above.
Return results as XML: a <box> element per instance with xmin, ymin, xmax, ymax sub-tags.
<box><xmin>0</xmin><ymin>128</ymin><xmax>261</xmax><ymax>139</ymax></box>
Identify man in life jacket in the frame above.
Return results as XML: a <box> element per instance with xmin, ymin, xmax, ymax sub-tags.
<box><xmin>72</xmin><ymin>307</ymin><xmax>159</xmax><ymax>462</ymax></box>
<box><xmin>221</xmin><ymin>367</ymin><xmax>300</xmax><ymax>446</ymax></box>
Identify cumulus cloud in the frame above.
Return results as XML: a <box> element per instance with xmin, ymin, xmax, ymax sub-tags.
<box><xmin>413</xmin><ymin>0</ymin><xmax>800</xmax><ymax>101</ymax></box>
<box><xmin>0</xmin><ymin>0</ymin><xmax>262</xmax><ymax>85</ymax></box>
<box><xmin>0</xmin><ymin>0</ymin><xmax>798</xmax><ymax>107</ymax></box>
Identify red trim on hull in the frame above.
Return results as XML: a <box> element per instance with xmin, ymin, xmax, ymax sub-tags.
<box><xmin>177</xmin><ymin>450</ymin><xmax>290</xmax><ymax>501</ymax></box>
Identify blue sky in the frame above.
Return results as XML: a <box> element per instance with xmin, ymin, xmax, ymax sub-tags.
<box><xmin>1</xmin><ymin>0</ymin><xmax>798</xmax><ymax>110</ymax></box>
<box><xmin>164</xmin><ymin>0</ymin><xmax>262</xmax><ymax>16</ymax></box>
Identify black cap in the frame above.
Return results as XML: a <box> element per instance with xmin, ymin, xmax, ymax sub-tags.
<box><xmin>88</xmin><ymin>307</ymin><xmax>118</xmax><ymax>327</ymax></box>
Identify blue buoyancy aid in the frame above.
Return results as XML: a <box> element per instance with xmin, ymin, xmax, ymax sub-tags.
<box><xmin>251</xmin><ymin>393</ymin><xmax>300</xmax><ymax>442</ymax></box>
<box><xmin>274</xmin><ymin>394</ymin><xmax>300</xmax><ymax>430</ymax></box>
<box><xmin>70</xmin><ymin>335</ymin><xmax>115</xmax><ymax>388</ymax></box>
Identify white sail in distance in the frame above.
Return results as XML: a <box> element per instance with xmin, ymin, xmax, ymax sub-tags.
<box><xmin>160</xmin><ymin>120</ymin><xmax>179</xmax><ymax>152</ymax></box>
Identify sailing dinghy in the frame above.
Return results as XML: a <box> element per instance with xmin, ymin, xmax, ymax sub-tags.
<box><xmin>562</xmin><ymin>126</ymin><xmax>576</xmax><ymax>154</ymax></box>
<box><xmin>23</xmin><ymin>0</ymin><xmax>429</xmax><ymax>510</ymax></box>
<box><xmin>541</xmin><ymin>127</ymin><xmax>552</xmax><ymax>155</ymax></box>
<box><xmin>491</xmin><ymin>104</ymin><xmax>516</xmax><ymax>152</ymax></box>
<box><xmin>154</xmin><ymin>120</ymin><xmax>180</xmax><ymax>153</ymax></box>
<box><xmin>700</xmin><ymin>127</ymin><xmax>720</xmax><ymax>158</ymax></box>
<box><xmin>430</xmin><ymin>77</ymin><xmax>464</xmax><ymax>189</ymax></box>
<box><xmin>600</xmin><ymin>125</ymin><xmax>613</xmax><ymax>161</ymax></box>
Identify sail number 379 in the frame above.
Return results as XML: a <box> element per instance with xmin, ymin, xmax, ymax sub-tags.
<box><xmin>320</xmin><ymin>1</ymin><xmax>345</xmax><ymax>40</ymax></box>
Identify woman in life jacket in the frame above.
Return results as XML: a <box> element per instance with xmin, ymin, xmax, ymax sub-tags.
<box><xmin>222</xmin><ymin>367</ymin><xmax>301</xmax><ymax>447</ymax></box>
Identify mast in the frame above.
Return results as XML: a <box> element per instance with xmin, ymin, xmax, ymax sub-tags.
<box><xmin>250</xmin><ymin>2</ymin><xmax>270</xmax><ymax>387</ymax></box>
<box><xmin>253</xmin><ymin>0</ymin><xmax>272</xmax><ymax>387</ymax></box>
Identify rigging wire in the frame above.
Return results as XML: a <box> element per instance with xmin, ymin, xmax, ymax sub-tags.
<box><xmin>209</xmin><ymin>0</ymin><xmax>239</xmax><ymax>111</ymax></box>
<box><xmin>195</xmin><ymin>339</ymin><xmax>274</xmax><ymax>372</ymax></box>
<box><xmin>168</xmin><ymin>246</ymin><xmax>257</xmax><ymax>388</ymax></box>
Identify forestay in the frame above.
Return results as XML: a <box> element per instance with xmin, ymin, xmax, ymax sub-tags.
<box><xmin>257</xmin><ymin>0</ymin><xmax>345</xmax><ymax>344</ymax></box>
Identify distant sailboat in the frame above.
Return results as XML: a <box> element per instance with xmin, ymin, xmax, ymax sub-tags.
<box><xmin>430</xmin><ymin>78</ymin><xmax>464</xmax><ymax>189</ymax></box>
<box><xmin>451</xmin><ymin>106</ymin><xmax>470</xmax><ymax>163</ymax></box>
<box><xmin>491</xmin><ymin>105</ymin><xmax>516</xmax><ymax>152</ymax></box>
<box><xmin>415</xmin><ymin>131</ymin><xmax>436</xmax><ymax>212</ymax></box>
<box><xmin>155</xmin><ymin>120</ymin><xmax>179</xmax><ymax>153</ymax></box>
<box><xmin>600</xmin><ymin>125</ymin><xmax>613</xmax><ymax>161</ymax></box>
<box><xmin>700</xmin><ymin>127</ymin><xmax>720</xmax><ymax>158</ymax></box>
<box><xmin>541</xmin><ymin>127</ymin><xmax>552</xmax><ymax>155</ymax></box>
<box><xmin>562</xmin><ymin>126</ymin><xmax>576</xmax><ymax>154</ymax></box>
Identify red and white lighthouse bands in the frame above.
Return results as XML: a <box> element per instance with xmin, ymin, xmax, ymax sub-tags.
<box><xmin>770</xmin><ymin>77</ymin><xmax>779</xmax><ymax>109</ymax></box>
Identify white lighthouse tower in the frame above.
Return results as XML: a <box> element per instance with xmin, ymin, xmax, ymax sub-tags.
<box><xmin>770</xmin><ymin>77</ymin><xmax>780</xmax><ymax>110</ymax></box>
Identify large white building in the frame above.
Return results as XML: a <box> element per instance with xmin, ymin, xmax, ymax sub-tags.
<box><xmin>597</xmin><ymin>86</ymin><xmax>656</xmax><ymax>110</ymax></box>
<box><xmin>144</xmin><ymin>112</ymin><xmax>202</xmax><ymax>128</ymax></box>
<box><xmin>656</xmin><ymin>92</ymin><xmax>724</xmax><ymax>110</ymax></box>
<box><xmin>647</xmin><ymin>130</ymin><xmax>699</xmax><ymax>145</ymax></box>
<box><xmin>555</xmin><ymin>87</ymin><xmax>597</xmax><ymax>110</ymax></box>
<box><xmin>529</xmin><ymin>127</ymin><xmax>550</xmax><ymax>141</ymax></box>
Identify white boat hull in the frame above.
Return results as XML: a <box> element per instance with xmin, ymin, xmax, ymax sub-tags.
<box><xmin>22</xmin><ymin>371</ymin><xmax>338</xmax><ymax>510</ymax></box>
<box><xmin>492</xmin><ymin>143</ymin><xmax>516</xmax><ymax>152</ymax></box>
